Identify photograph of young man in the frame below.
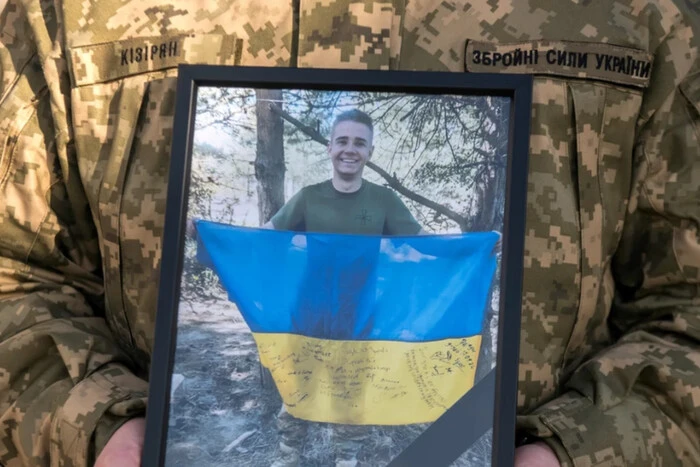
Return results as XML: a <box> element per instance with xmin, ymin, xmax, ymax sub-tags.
<box><xmin>265</xmin><ymin>109</ymin><xmax>426</xmax><ymax>236</ymax></box>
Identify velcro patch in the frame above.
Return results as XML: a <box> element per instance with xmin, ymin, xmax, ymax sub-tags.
<box><xmin>68</xmin><ymin>34</ymin><xmax>244</xmax><ymax>87</ymax></box>
<box><xmin>465</xmin><ymin>40</ymin><xmax>653</xmax><ymax>89</ymax></box>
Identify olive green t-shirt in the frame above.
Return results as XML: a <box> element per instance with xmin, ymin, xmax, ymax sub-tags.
<box><xmin>271</xmin><ymin>180</ymin><xmax>422</xmax><ymax>235</ymax></box>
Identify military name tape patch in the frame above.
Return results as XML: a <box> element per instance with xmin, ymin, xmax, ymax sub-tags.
<box><xmin>119</xmin><ymin>39</ymin><xmax>182</xmax><ymax>67</ymax></box>
<box><xmin>465</xmin><ymin>40</ymin><xmax>653</xmax><ymax>88</ymax></box>
<box><xmin>68</xmin><ymin>34</ymin><xmax>244</xmax><ymax>87</ymax></box>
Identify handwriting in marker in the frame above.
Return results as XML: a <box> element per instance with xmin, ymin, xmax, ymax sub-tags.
<box><xmin>254</xmin><ymin>334</ymin><xmax>481</xmax><ymax>424</ymax></box>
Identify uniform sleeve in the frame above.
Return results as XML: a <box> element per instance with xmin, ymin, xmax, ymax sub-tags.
<box><xmin>383</xmin><ymin>189</ymin><xmax>422</xmax><ymax>236</ymax></box>
<box><xmin>517</xmin><ymin>12</ymin><xmax>700</xmax><ymax>467</ymax></box>
<box><xmin>270</xmin><ymin>188</ymin><xmax>307</xmax><ymax>231</ymax></box>
<box><xmin>0</xmin><ymin>2</ymin><xmax>147</xmax><ymax>466</ymax></box>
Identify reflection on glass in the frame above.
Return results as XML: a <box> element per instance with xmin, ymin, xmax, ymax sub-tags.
<box><xmin>165</xmin><ymin>88</ymin><xmax>510</xmax><ymax>466</ymax></box>
<box><xmin>452</xmin><ymin>430</ymin><xmax>493</xmax><ymax>466</ymax></box>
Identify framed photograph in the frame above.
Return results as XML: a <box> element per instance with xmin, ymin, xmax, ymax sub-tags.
<box><xmin>144</xmin><ymin>65</ymin><xmax>531</xmax><ymax>467</ymax></box>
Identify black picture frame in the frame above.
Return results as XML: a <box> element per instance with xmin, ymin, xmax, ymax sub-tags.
<box><xmin>143</xmin><ymin>65</ymin><xmax>532</xmax><ymax>467</ymax></box>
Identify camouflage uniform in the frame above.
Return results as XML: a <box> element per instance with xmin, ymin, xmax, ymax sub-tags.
<box><xmin>0</xmin><ymin>1</ymin><xmax>698</xmax><ymax>466</ymax></box>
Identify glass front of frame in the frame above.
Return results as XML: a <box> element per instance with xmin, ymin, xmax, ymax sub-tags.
<box><xmin>146</xmin><ymin>68</ymin><xmax>530</xmax><ymax>467</ymax></box>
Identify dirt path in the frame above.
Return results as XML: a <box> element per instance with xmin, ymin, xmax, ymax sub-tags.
<box><xmin>164</xmin><ymin>302</ymin><xmax>492</xmax><ymax>466</ymax></box>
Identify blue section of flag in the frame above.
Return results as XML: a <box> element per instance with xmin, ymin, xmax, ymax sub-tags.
<box><xmin>194</xmin><ymin>220</ymin><xmax>499</xmax><ymax>342</ymax></box>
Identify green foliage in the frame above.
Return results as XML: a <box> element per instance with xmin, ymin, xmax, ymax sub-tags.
<box><xmin>181</xmin><ymin>142</ymin><xmax>249</xmax><ymax>300</ymax></box>
<box><xmin>185</xmin><ymin>87</ymin><xmax>511</xmax><ymax>299</ymax></box>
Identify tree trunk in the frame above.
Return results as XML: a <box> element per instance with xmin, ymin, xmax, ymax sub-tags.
<box><xmin>254</xmin><ymin>90</ymin><xmax>285</xmax><ymax>389</ymax></box>
<box><xmin>255</xmin><ymin>89</ymin><xmax>286</xmax><ymax>224</ymax></box>
<box><xmin>475</xmin><ymin>283</ymin><xmax>499</xmax><ymax>382</ymax></box>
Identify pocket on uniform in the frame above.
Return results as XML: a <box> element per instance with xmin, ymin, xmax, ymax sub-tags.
<box><xmin>569</xmin><ymin>82</ymin><xmax>642</xmax><ymax>248</ymax></box>
<box><xmin>562</xmin><ymin>81</ymin><xmax>642</xmax><ymax>365</ymax></box>
<box><xmin>66</xmin><ymin>32</ymin><xmax>246</xmax><ymax>203</ymax></box>
<box><xmin>0</xmin><ymin>57</ymin><xmax>51</xmax><ymax>261</ymax></box>
<box><xmin>65</xmin><ymin>33</ymin><xmax>245</xmax><ymax>351</ymax></box>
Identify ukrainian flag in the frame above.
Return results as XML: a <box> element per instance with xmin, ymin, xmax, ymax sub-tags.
<box><xmin>194</xmin><ymin>220</ymin><xmax>499</xmax><ymax>425</ymax></box>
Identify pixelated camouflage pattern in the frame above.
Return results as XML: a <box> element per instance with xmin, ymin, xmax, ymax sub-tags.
<box><xmin>68</xmin><ymin>34</ymin><xmax>244</xmax><ymax>86</ymax></box>
<box><xmin>0</xmin><ymin>0</ymin><xmax>698</xmax><ymax>466</ymax></box>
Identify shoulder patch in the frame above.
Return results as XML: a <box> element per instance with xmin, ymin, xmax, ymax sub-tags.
<box><xmin>464</xmin><ymin>40</ymin><xmax>653</xmax><ymax>89</ymax></box>
<box><xmin>68</xmin><ymin>34</ymin><xmax>244</xmax><ymax>87</ymax></box>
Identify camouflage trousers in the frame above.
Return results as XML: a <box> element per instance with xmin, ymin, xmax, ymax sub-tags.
<box><xmin>276</xmin><ymin>405</ymin><xmax>368</xmax><ymax>463</ymax></box>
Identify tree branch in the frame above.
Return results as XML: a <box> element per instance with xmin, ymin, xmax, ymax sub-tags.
<box><xmin>270</xmin><ymin>103</ymin><xmax>328</xmax><ymax>145</ymax></box>
<box><xmin>269</xmin><ymin>103</ymin><xmax>469</xmax><ymax>229</ymax></box>
<box><xmin>365</xmin><ymin>159</ymin><xmax>469</xmax><ymax>229</ymax></box>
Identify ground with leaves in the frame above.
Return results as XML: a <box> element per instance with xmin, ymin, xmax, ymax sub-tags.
<box><xmin>164</xmin><ymin>298</ymin><xmax>492</xmax><ymax>467</ymax></box>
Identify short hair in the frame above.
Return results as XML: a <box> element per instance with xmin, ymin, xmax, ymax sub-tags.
<box><xmin>330</xmin><ymin>109</ymin><xmax>374</xmax><ymax>138</ymax></box>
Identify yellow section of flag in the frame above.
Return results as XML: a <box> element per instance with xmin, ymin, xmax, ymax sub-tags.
<box><xmin>253</xmin><ymin>333</ymin><xmax>482</xmax><ymax>425</ymax></box>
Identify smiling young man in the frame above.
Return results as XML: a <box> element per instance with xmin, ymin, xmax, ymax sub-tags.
<box><xmin>267</xmin><ymin>109</ymin><xmax>425</xmax><ymax>236</ymax></box>
<box><xmin>1</xmin><ymin>1</ymin><xmax>698</xmax><ymax>467</ymax></box>
<box><xmin>264</xmin><ymin>110</ymin><xmax>426</xmax><ymax>466</ymax></box>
